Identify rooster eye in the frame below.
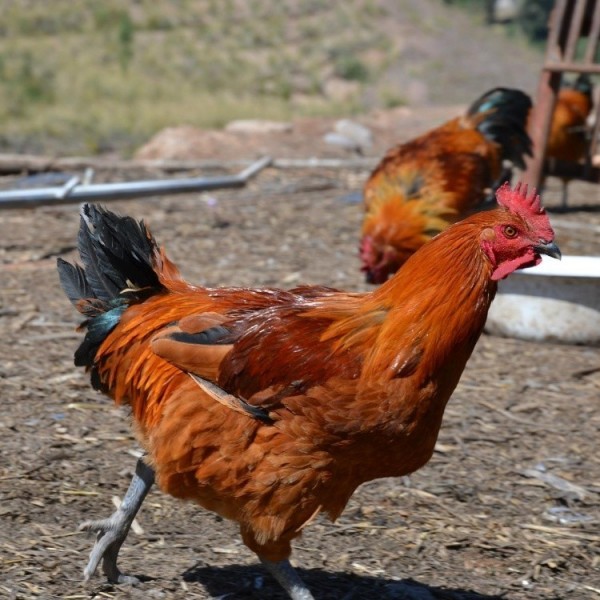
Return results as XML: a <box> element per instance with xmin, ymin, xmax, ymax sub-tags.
<box><xmin>503</xmin><ymin>225</ymin><xmax>517</xmax><ymax>238</ymax></box>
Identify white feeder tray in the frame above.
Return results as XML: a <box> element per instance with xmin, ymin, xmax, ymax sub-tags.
<box><xmin>485</xmin><ymin>256</ymin><xmax>600</xmax><ymax>345</ymax></box>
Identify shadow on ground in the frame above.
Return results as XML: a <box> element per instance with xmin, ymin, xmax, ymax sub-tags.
<box><xmin>182</xmin><ymin>563</ymin><xmax>504</xmax><ymax>599</ymax></box>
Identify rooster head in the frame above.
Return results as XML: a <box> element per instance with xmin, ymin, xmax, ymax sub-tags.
<box><xmin>480</xmin><ymin>182</ymin><xmax>560</xmax><ymax>281</ymax></box>
<box><xmin>360</xmin><ymin>235</ymin><xmax>410</xmax><ymax>284</ymax></box>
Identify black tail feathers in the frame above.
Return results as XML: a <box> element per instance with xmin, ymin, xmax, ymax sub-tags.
<box><xmin>59</xmin><ymin>203</ymin><xmax>161</xmax><ymax>307</ymax></box>
<box><xmin>467</xmin><ymin>87</ymin><xmax>533</xmax><ymax>170</ymax></box>
<box><xmin>58</xmin><ymin>204</ymin><xmax>164</xmax><ymax>371</ymax></box>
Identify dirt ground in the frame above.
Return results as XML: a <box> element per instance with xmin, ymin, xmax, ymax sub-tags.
<box><xmin>1</xmin><ymin>127</ymin><xmax>600</xmax><ymax>600</ymax></box>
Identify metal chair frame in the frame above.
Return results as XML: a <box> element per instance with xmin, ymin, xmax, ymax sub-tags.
<box><xmin>524</xmin><ymin>0</ymin><xmax>600</xmax><ymax>189</ymax></box>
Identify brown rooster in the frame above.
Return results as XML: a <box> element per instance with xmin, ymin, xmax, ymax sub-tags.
<box><xmin>361</xmin><ymin>87</ymin><xmax>532</xmax><ymax>283</ymax></box>
<box><xmin>543</xmin><ymin>74</ymin><xmax>594</xmax><ymax>206</ymax></box>
<box><xmin>58</xmin><ymin>183</ymin><xmax>559</xmax><ymax>600</ymax></box>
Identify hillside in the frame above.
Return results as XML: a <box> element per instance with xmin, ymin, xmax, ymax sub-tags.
<box><xmin>0</xmin><ymin>0</ymin><xmax>543</xmax><ymax>155</ymax></box>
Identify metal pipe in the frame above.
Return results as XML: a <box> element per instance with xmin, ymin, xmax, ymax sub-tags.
<box><xmin>543</xmin><ymin>62</ymin><xmax>600</xmax><ymax>74</ymax></box>
<box><xmin>0</xmin><ymin>156</ymin><xmax>272</xmax><ymax>210</ymax></box>
<box><xmin>0</xmin><ymin>155</ymin><xmax>378</xmax><ymax>176</ymax></box>
<box><xmin>589</xmin><ymin>99</ymin><xmax>600</xmax><ymax>158</ymax></box>
<box><xmin>584</xmin><ymin>0</ymin><xmax>600</xmax><ymax>64</ymax></box>
<box><xmin>564</xmin><ymin>0</ymin><xmax>587</xmax><ymax>61</ymax></box>
<box><xmin>546</xmin><ymin>0</ymin><xmax>569</xmax><ymax>61</ymax></box>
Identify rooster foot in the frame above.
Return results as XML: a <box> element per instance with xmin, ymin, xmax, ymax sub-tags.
<box><xmin>80</xmin><ymin>458</ymin><xmax>155</xmax><ymax>584</ymax></box>
<box><xmin>260</xmin><ymin>558</ymin><xmax>315</xmax><ymax>600</ymax></box>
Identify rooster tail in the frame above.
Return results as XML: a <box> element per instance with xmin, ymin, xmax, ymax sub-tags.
<box><xmin>57</xmin><ymin>204</ymin><xmax>166</xmax><ymax>376</ymax></box>
<box><xmin>465</xmin><ymin>87</ymin><xmax>533</xmax><ymax>170</ymax></box>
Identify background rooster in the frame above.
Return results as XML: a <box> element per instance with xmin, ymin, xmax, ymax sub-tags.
<box><xmin>360</xmin><ymin>87</ymin><xmax>532</xmax><ymax>283</ymax></box>
<box><xmin>58</xmin><ymin>183</ymin><xmax>558</xmax><ymax>600</ymax></box>
<box><xmin>543</xmin><ymin>73</ymin><xmax>594</xmax><ymax>206</ymax></box>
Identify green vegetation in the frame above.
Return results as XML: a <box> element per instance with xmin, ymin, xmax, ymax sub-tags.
<box><xmin>0</xmin><ymin>0</ymin><xmax>393</xmax><ymax>155</ymax></box>
<box><xmin>0</xmin><ymin>0</ymin><xmax>544</xmax><ymax>156</ymax></box>
<box><xmin>333</xmin><ymin>55</ymin><xmax>371</xmax><ymax>82</ymax></box>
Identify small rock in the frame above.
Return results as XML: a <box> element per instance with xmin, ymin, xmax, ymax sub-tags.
<box><xmin>334</xmin><ymin>119</ymin><xmax>372</xmax><ymax>148</ymax></box>
<box><xmin>225</xmin><ymin>119</ymin><xmax>292</xmax><ymax>134</ymax></box>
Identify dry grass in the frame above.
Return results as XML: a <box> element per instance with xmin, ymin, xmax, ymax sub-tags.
<box><xmin>0</xmin><ymin>0</ymin><xmax>542</xmax><ymax>156</ymax></box>
<box><xmin>0</xmin><ymin>0</ymin><xmax>391</xmax><ymax>154</ymax></box>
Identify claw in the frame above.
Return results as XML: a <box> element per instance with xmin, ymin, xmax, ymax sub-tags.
<box><xmin>80</xmin><ymin>515</ymin><xmax>136</xmax><ymax>583</ymax></box>
<box><xmin>80</xmin><ymin>458</ymin><xmax>155</xmax><ymax>584</ymax></box>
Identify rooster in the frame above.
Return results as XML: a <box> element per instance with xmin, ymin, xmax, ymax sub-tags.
<box><xmin>58</xmin><ymin>183</ymin><xmax>559</xmax><ymax>600</ymax></box>
<box><xmin>361</xmin><ymin>87</ymin><xmax>532</xmax><ymax>283</ymax></box>
<box><xmin>543</xmin><ymin>74</ymin><xmax>594</xmax><ymax>206</ymax></box>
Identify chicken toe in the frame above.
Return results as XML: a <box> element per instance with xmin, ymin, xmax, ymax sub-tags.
<box><xmin>80</xmin><ymin>458</ymin><xmax>155</xmax><ymax>584</ymax></box>
<box><xmin>260</xmin><ymin>558</ymin><xmax>315</xmax><ymax>600</ymax></box>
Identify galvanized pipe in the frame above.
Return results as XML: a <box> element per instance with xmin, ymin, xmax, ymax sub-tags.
<box><xmin>0</xmin><ymin>155</ymin><xmax>272</xmax><ymax>210</ymax></box>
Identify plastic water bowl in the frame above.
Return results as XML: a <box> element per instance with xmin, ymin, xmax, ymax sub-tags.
<box><xmin>485</xmin><ymin>256</ymin><xmax>600</xmax><ymax>345</ymax></box>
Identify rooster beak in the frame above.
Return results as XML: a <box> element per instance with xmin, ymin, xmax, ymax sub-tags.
<box><xmin>535</xmin><ymin>241</ymin><xmax>561</xmax><ymax>260</ymax></box>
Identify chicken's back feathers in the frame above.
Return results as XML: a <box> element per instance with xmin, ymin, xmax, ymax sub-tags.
<box><xmin>361</xmin><ymin>87</ymin><xmax>532</xmax><ymax>283</ymax></box>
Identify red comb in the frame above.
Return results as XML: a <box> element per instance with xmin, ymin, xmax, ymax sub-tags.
<box><xmin>495</xmin><ymin>181</ymin><xmax>545</xmax><ymax>216</ymax></box>
<box><xmin>495</xmin><ymin>181</ymin><xmax>554</xmax><ymax>240</ymax></box>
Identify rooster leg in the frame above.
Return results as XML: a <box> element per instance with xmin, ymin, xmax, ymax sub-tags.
<box><xmin>260</xmin><ymin>558</ymin><xmax>315</xmax><ymax>600</ymax></box>
<box><xmin>79</xmin><ymin>458</ymin><xmax>155</xmax><ymax>584</ymax></box>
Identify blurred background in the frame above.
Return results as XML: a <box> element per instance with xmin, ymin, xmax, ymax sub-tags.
<box><xmin>0</xmin><ymin>0</ymin><xmax>555</xmax><ymax>156</ymax></box>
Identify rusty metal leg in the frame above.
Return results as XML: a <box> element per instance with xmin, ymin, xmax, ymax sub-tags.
<box><xmin>522</xmin><ymin>70</ymin><xmax>562</xmax><ymax>190</ymax></box>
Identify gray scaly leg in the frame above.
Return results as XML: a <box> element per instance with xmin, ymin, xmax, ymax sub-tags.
<box><xmin>260</xmin><ymin>557</ymin><xmax>315</xmax><ymax>600</ymax></box>
<box><xmin>80</xmin><ymin>458</ymin><xmax>155</xmax><ymax>583</ymax></box>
